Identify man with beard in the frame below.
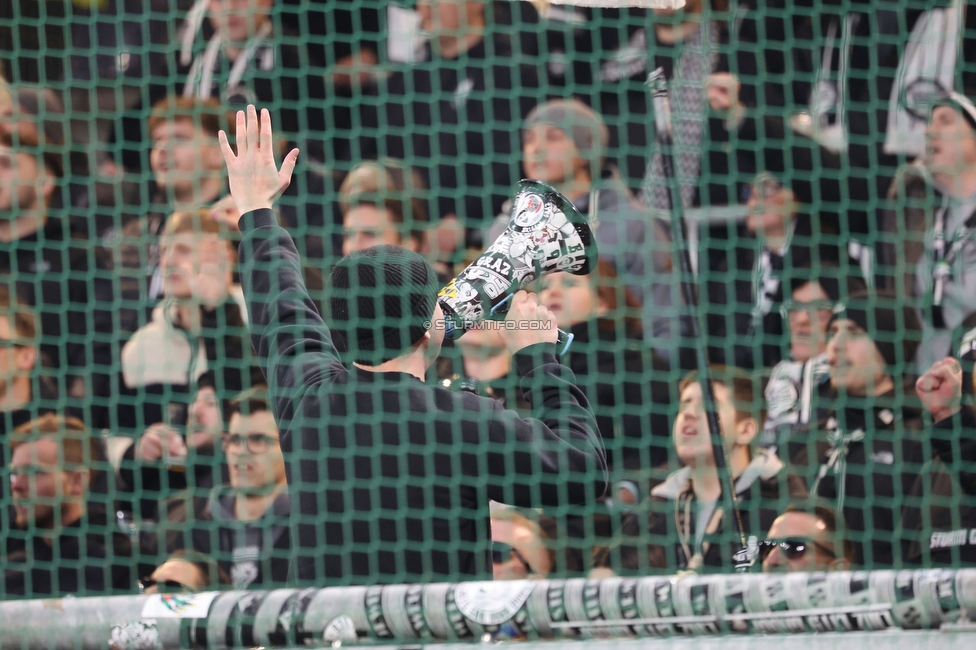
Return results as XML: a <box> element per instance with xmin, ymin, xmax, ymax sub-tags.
<box><xmin>3</xmin><ymin>414</ymin><xmax>133</xmax><ymax>598</ymax></box>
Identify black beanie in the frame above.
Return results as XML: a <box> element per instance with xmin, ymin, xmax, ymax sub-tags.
<box><xmin>828</xmin><ymin>291</ymin><xmax>922</xmax><ymax>370</ymax></box>
<box><xmin>326</xmin><ymin>245</ymin><xmax>440</xmax><ymax>365</ymax></box>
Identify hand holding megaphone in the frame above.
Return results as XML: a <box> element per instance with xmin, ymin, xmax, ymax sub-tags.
<box><xmin>437</xmin><ymin>180</ymin><xmax>598</xmax><ymax>355</ymax></box>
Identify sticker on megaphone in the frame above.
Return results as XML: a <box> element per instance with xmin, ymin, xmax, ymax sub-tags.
<box><xmin>437</xmin><ymin>180</ymin><xmax>597</xmax><ymax>351</ymax></box>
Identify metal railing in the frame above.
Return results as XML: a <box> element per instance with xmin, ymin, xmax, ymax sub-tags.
<box><xmin>1</xmin><ymin>569</ymin><xmax>975</xmax><ymax>649</ymax></box>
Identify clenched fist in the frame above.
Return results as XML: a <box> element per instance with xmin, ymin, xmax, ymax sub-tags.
<box><xmin>500</xmin><ymin>290</ymin><xmax>558</xmax><ymax>354</ymax></box>
<box><xmin>135</xmin><ymin>424</ymin><xmax>188</xmax><ymax>464</ymax></box>
<box><xmin>915</xmin><ymin>356</ymin><xmax>963</xmax><ymax>422</ymax></box>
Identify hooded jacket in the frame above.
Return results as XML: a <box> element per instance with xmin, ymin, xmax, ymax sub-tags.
<box><xmin>609</xmin><ymin>450</ymin><xmax>784</xmax><ymax>574</ymax></box>
<box><xmin>238</xmin><ymin>208</ymin><xmax>606</xmax><ymax>585</ymax></box>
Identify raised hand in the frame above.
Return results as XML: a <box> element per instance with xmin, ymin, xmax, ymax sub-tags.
<box><xmin>136</xmin><ymin>424</ymin><xmax>187</xmax><ymax>464</ymax></box>
<box><xmin>915</xmin><ymin>356</ymin><xmax>963</xmax><ymax>422</ymax></box>
<box><xmin>218</xmin><ymin>105</ymin><xmax>299</xmax><ymax>216</ymax></box>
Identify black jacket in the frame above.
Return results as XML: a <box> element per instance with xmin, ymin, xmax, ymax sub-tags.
<box><xmin>238</xmin><ymin>208</ymin><xmax>606</xmax><ymax>585</ymax></box>
<box><xmin>610</xmin><ymin>451</ymin><xmax>784</xmax><ymax>574</ymax></box>
<box><xmin>209</xmin><ymin>488</ymin><xmax>291</xmax><ymax>589</ymax></box>
<box><xmin>2</xmin><ymin>512</ymin><xmax>134</xmax><ymax>599</ymax></box>
<box><xmin>787</xmin><ymin>386</ymin><xmax>925</xmax><ymax>568</ymax></box>
<box><xmin>563</xmin><ymin>319</ymin><xmax>672</xmax><ymax>473</ymax></box>
<box><xmin>157</xmin><ymin>485</ymin><xmax>291</xmax><ymax>590</ymax></box>
<box><xmin>900</xmin><ymin>407</ymin><xmax>976</xmax><ymax>567</ymax></box>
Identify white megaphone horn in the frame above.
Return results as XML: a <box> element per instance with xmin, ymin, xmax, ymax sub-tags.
<box><xmin>437</xmin><ymin>179</ymin><xmax>598</xmax><ymax>355</ymax></box>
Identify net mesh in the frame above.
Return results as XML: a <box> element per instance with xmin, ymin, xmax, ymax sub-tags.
<box><xmin>0</xmin><ymin>0</ymin><xmax>974</xmax><ymax>603</ymax></box>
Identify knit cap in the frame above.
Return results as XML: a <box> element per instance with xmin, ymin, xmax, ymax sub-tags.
<box><xmin>828</xmin><ymin>290</ymin><xmax>922</xmax><ymax>370</ymax></box>
<box><xmin>327</xmin><ymin>245</ymin><xmax>440</xmax><ymax>365</ymax></box>
<box><xmin>523</xmin><ymin>99</ymin><xmax>609</xmax><ymax>179</ymax></box>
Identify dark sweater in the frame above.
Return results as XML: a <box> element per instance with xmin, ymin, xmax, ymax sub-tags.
<box><xmin>900</xmin><ymin>407</ymin><xmax>976</xmax><ymax>567</ymax></box>
<box><xmin>2</xmin><ymin>512</ymin><xmax>134</xmax><ymax>599</ymax></box>
<box><xmin>787</xmin><ymin>386</ymin><xmax>925</xmax><ymax>568</ymax></box>
<box><xmin>238</xmin><ymin>208</ymin><xmax>606</xmax><ymax>585</ymax></box>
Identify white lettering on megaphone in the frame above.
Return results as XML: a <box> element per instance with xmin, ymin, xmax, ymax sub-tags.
<box><xmin>466</xmin><ymin>265</ymin><xmax>510</xmax><ymax>300</ymax></box>
<box><xmin>476</xmin><ymin>256</ymin><xmax>513</xmax><ymax>276</ymax></box>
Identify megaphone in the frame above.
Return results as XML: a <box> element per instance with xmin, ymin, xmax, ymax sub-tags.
<box><xmin>438</xmin><ymin>179</ymin><xmax>598</xmax><ymax>355</ymax></box>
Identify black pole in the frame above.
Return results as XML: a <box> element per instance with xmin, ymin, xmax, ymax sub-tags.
<box><xmin>646</xmin><ymin>68</ymin><xmax>752</xmax><ymax>569</ymax></box>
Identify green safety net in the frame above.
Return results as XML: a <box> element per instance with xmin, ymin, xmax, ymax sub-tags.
<box><xmin>0</xmin><ymin>0</ymin><xmax>975</xmax><ymax>603</ymax></box>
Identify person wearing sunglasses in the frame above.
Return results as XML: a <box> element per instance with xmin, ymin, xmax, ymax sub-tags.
<box><xmin>138</xmin><ymin>550</ymin><xmax>231</xmax><ymax>594</ymax></box>
<box><xmin>490</xmin><ymin>509</ymin><xmax>552</xmax><ymax>580</ymax></box>
<box><xmin>760</xmin><ymin>503</ymin><xmax>852</xmax><ymax>573</ymax></box>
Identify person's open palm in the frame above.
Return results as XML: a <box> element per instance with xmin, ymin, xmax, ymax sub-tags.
<box><xmin>218</xmin><ymin>105</ymin><xmax>299</xmax><ymax>215</ymax></box>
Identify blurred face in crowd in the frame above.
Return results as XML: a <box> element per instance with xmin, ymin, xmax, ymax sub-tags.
<box><xmin>417</xmin><ymin>0</ymin><xmax>482</xmax><ymax>37</ymax></box>
<box><xmin>9</xmin><ymin>438</ymin><xmax>87</xmax><ymax>530</ymax></box>
<box><xmin>673</xmin><ymin>381</ymin><xmax>753</xmax><ymax>469</ymax></box>
<box><xmin>522</xmin><ymin>124</ymin><xmax>586</xmax><ymax>187</ymax></box>
<box><xmin>342</xmin><ymin>204</ymin><xmax>415</xmax><ymax>256</ymax></box>
<box><xmin>209</xmin><ymin>0</ymin><xmax>275</xmax><ymax>43</ymax></box>
<box><xmin>0</xmin><ymin>315</ymin><xmax>36</xmax><ymax>395</ymax></box>
<box><xmin>491</xmin><ymin>517</ymin><xmax>551</xmax><ymax>580</ymax></box>
<box><xmin>142</xmin><ymin>558</ymin><xmax>207</xmax><ymax>594</ymax></box>
<box><xmin>187</xmin><ymin>386</ymin><xmax>223</xmax><ymax>451</ymax></box>
<box><xmin>745</xmin><ymin>177</ymin><xmax>795</xmax><ymax>239</ymax></box>
<box><xmin>160</xmin><ymin>232</ymin><xmax>231</xmax><ymax>304</ymax></box>
<box><xmin>224</xmin><ymin>409</ymin><xmax>286</xmax><ymax>492</ymax></box>
<box><xmin>0</xmin><ymin>79</ymin><xmax>11</xmax><ymax>125</ymax></box>
<box><xmin>926</xmin><ymin>105</ymin><xmax>976</xmax><ymax>175</ymax></box>
<box><xmin>149</xmin><ymin>121</ymin><xmax>225</xmax><ymax>198</ymax></box>
<box><xmin>761</xmin><ymin>511</ymin><xmax>841</xmax><ymax>573</ymax></box>
<box><xmin>539</xmin><ymin>272</ymin><xmax>607</xmax><ymax>330</ymax></box>
<box><xmin>456</xmin><ymin>319</ymin><xmax>506</xmax><ymax>355</ymax></box>
<box><xmin>825</xmin><ymin>319</ymin><xmax>887</xmax><ymax>395</ymax></box>
<box><xmin>0</xmin><ymin>145</ymin><xmax>53</xmax><ymax>215</ymax></box>
<box><xmin>787</xmin><ymin>281</ymin><xmax>833</xmax><ymax>363</ymax></box>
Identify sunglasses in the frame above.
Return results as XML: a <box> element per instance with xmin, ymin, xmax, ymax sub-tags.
<box><xmin>138</xmin><ymin>577</ymin><xmax>197</xmax><ymax>595</ymax></box>
<box><xmin>491</xmin><ymin>542</ymin><xmax>534</xmax><ymax>575</ymax></box>
<box><xmin>758</xmin><ymin>538</ymin><xmax>835</xmax><ymax>563</ymax></box>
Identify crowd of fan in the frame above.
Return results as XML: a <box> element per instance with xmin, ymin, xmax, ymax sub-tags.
<box><xmin>1</xmin><ymin>0</ymin><xmax>975</xmax><ymax>598</ymax></box>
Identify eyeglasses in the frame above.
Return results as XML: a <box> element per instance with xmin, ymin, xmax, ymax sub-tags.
<box><xmin>6</xmin><ymin>464</ymin><xmax>60</xmax><ymax>479</ymax></box>
<box><xmin>491</xmin><ymin>542</ymin><xmax>534</xmax><ymax>575</ymax></box>
<box><xmin>758</xmin><ymin>537</ymin><xmax>835</xmax><ymax>563</ymax></box>
<box><xmin>780</xmin><ymin>299</ymin><xmax>842</xmax><ymax>320</ymax></box>
<box><xmin>138</xmin><ymin>577</ymin><xmax>197</xmax><ymax>595</ymax></box>
<box><xmin>747</xmin><ymin>174</ymin><xmax>785</xmax><ymax>201</ymax></box>
<box><xmin>221</xmin><ymin>433</ymin><xmax>276</xmax><ymax>454</ymax></box>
